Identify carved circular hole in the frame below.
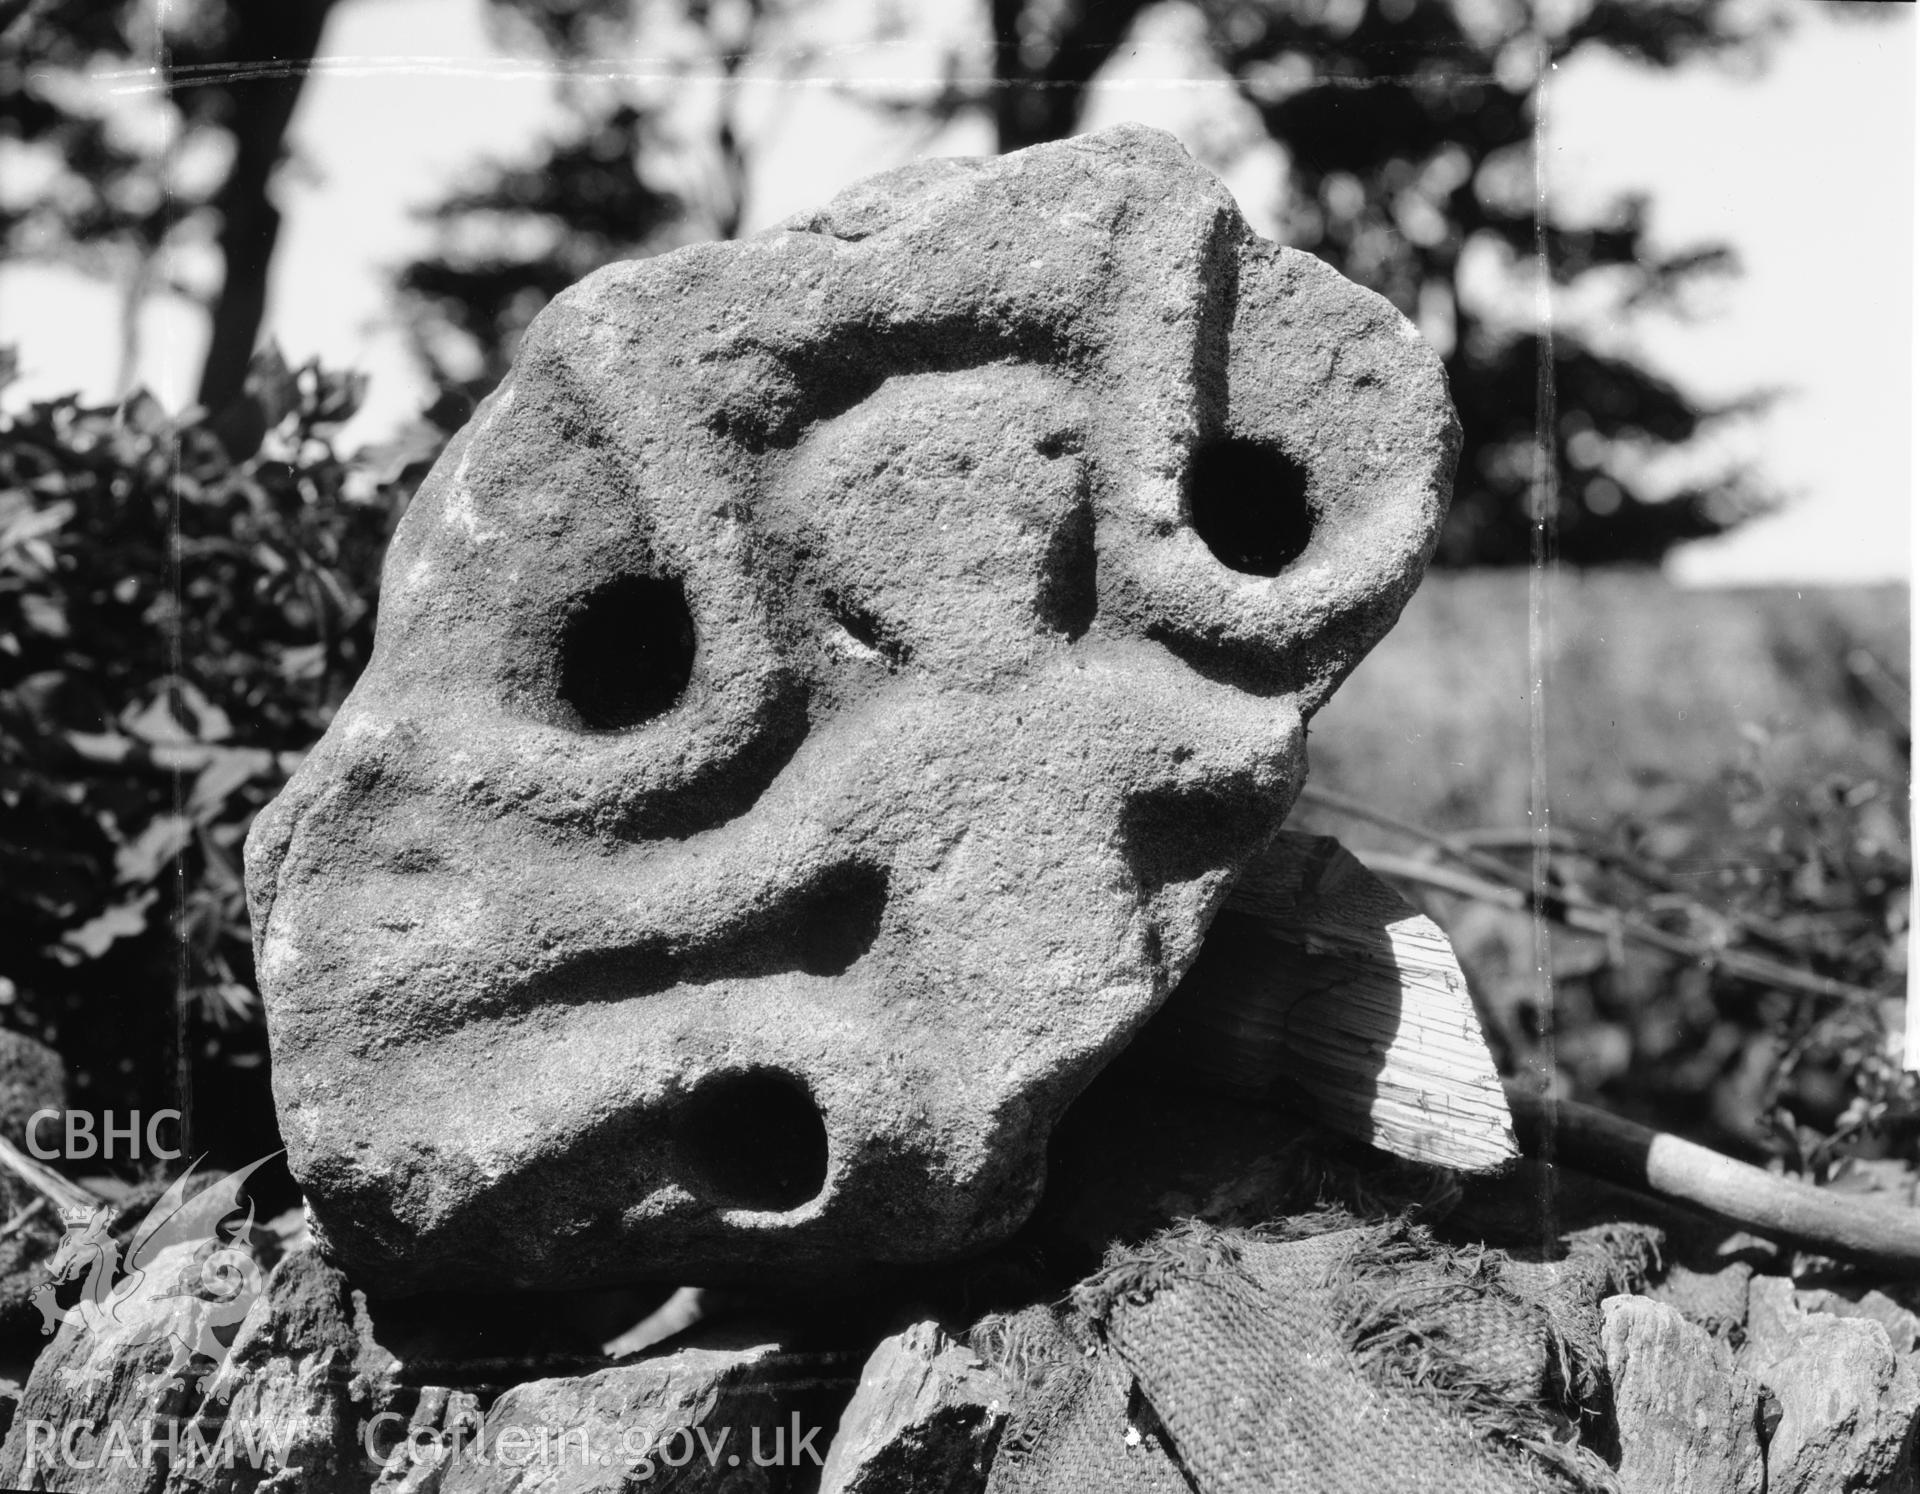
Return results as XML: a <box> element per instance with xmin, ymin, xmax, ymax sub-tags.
<box><xmin>1187</xmin><ymin>437</ymin><xmax>1314</xmax><ymax>576</ymax></box>
<box><xmin>674</xmin><ymin>1070</ymin><xmax>828</xmax><ymax>1213</ymax></box>
<box><xmin>558</xmin><ymin>576</ymin><xmax>695</xmax><ymax>730</ymax></box>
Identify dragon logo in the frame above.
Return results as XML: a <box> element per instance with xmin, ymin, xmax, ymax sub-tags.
<box><xmin>33</xmin><ymin>1153</ymin><xmax>279</xmax><ymax>1391</ymax></box>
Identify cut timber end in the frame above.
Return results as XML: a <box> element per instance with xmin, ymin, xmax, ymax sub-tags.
<box><xmin>1161</xmin><ymin>829</ymin><xmax>1518</xmax><ymax>1173</ymax></box>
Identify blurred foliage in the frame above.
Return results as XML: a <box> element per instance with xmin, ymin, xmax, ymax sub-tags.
<box><xmin>0</xmin><ymin>347</ymin><xmax>411</xmax><ymax>1168</ymax></box>
<box><xmin>1</xmin><ymin>0</ymin><xmax>181</xmax><ymax>261</ymax></box>
<box><xmin>1482</xmin><ymin>753</ymin><xmax>1914</xmax><ymax>1184</ymax></box>
<box><xmin>1305</xmin><ymin>571</ymin><xmax>1913</xmax><ymax>1182</ymax></box>
<box><xmin>0</xmin><ymin>0</ymin><xmax>336</xmax><ymax>408</ymax></box>
<box><xmin>1725</xmin><ymin>768</ymin><xmax>1914</xmax><ymax>1180</ymax></box>
<box><xmin>1380</xmin><ymin>693</ymin><xmax>1913</xmax><ymax>1185</ymax></box>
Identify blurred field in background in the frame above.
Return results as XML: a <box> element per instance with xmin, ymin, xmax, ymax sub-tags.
<box><xmin>1307</xmin><ymin>572</ymin><xmax>1908</xmax><ymax>833</ymax></box>
<box><xmin>1299</xmin><ymin>571</ymin><xmax>1911</xmax><ymax>1174</ymax></box>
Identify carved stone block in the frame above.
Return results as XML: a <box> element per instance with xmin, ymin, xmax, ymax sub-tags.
<box><xmin>246</xmin><ymin>124</ymin><xmax>1457</xmax><ymax>1290</ymax></box>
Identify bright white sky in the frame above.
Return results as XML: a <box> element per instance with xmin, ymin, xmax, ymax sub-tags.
<box><xmin>0</xmin><ymin>0</ymin><xmax>1910</xmax><ymax>585</ymax></box>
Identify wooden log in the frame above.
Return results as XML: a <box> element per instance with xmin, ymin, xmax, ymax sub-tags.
<box><xmin>1158</xmin><ymin>830</ymin><xmax>1518</xmax><ymax>1172</ymax></box>
<box><xmin>1508</xmin><ymin>1093</ymin><xmax>1920</xmax><ymax>1273</ymax></box>
<box><xmin>1169</xmin><ymin>832</ymin><xmax>1920</xmax><ymax>1269</ymax></box>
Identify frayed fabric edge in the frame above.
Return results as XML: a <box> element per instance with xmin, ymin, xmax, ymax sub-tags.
<box><xmin>1329</xmin><ymin>1218</ymin><xmax>1632</xmax><ymax>1494</ymax></box>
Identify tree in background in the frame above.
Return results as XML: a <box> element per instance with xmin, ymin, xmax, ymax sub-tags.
<box><xmin>403</xmin><ymin>0</ymin><xmax>1786</xmax><ymax>565</ymax></box>
<box><xmin>398</xmin><ymin>103</ymin><xmax>682</xmax><ymax>420</ymax></box>
<box><xmin>1187</xmin><ymin>0</ymin><xmax>1782</xmax><ymax>564</ymax></box>
<box><xmin>0</xmin><ymin>0</ymin><xmax>337</xmax><ymax>414</ymax></box>
<box><xmin>396</xmin><ymin>0</ymin><xmax>775</xmax><ymax>423</ymax></box>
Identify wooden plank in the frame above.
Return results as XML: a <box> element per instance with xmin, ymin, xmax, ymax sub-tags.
<box><xmin>1157</xmin><ymin>830</ymin><xmax>1517</xmax><ymax>1172</ymax></box>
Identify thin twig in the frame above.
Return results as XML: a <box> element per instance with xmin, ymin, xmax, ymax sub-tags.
<box><xmin>1297</xmin><ymin>785</ymin><xmax>1881</xmax><ymax>1005</ymax></box>
<box><xmin>0</xmin><ymin>1135</ymin><xmax>106</xmax><ymax>1218</ymax></box>
<box><xmin>1845</xmin><ymin>646</ymin><xmax>1911</xmax><ymax>726</ymax></box>
<box><xmin>1295</xmin><ymin>785</ymin><xmax>1554</xmax><ymax>893</ymax></box>
<box><xmin>0</xmin><ymin>1195</ymin><xmax>48</xmax><ymax>1244</ymax></box>
<box><xmin>1452</xmin><ymin>824</ymin><xmax>1709</xmax><ymax>897</ymax></box>
<box><xmin>1447</xmin><ymin>824</ymin><xmax>1795</xmax><ymax>955</ymax></box>
<box><xmin>1300</xmin><ymin>784</ymin><xmax>1807</xmax><ymax>963</ymax></box>
<box><xmin>1358</xmin><ymin>851</ymin><xmax>1883</xmax><ymax>1008</ymax></box>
